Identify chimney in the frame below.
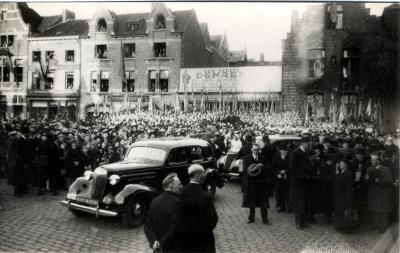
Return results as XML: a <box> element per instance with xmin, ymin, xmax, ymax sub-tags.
<box><xmin>260</xmin><ymin>53</ymin><xmax>264</xmax><ymax>62</ymax></box>
<box><xmin>62</xmin><ymin>9</ymin><xmax>75</xmax><ymax>22</ymax></box>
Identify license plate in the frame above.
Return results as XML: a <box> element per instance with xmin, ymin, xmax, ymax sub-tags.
<box><xmin>76</xmin><ymin>196</ymin><xmax>99</xmax><ymax>206</ymax></box>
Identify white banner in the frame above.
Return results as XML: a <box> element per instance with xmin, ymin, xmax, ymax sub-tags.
<box><xmin>179</xmin><ymin>66</ymin><xmax>281</xmax><ymax>93</ymax></box>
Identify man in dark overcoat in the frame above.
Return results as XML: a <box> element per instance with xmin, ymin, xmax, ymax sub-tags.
<box><xmin>242</xmin><ymin>143</ymin><xmax>274</xmax><ymax>224</ymax></box>
<box><xmin>182</xmin><ymin>164</ymin><xmax>218</xmax><ymax>253</ymax></box>
<box><xmin>288</xmin><ymin>137</ymin><xmax>312</xmax><ymax>229</ymax></box>
<box><xmin>272</xmin><ymin>146</ymin><xmax>290</xmax><ymax>212</ymax></box>
<box><xmin>37</xmin><ymin>134</ymin><xmax>49</xmax><ymax>195</ymax></box>
<box><xmin>144</xmin><ymin>173</ymin><xmax>185</xmax><ymax>253</ymax></box>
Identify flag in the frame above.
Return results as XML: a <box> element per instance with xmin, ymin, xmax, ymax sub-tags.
<box><xmin>175</xmin><ymin>93</ymin><xmax>180</xmax><ymax>111</ymax></box>
<box><xmin>305</xmin><ymin>101</ymin><xmax>309</xmax><ymax>121</ymax></box>
<box><xmin>120</xmin><ymin>41</ymin><xmax>127</xmax><ymax>92</ymax></box>
<box><xmin>338</xmin><ymin>102</ymin><xmax>345</xmax><ymax>123</ymax></box>
<box><xmin>200</xmin><ymin>93</ymin><xmax>204</xmax><ymax>112</ymax></box>
<box><xmin>357</xmin><ymin>98</ymin><xmax>363</xmax><ymax>117</ymax></box>
<box><xmin>149</xmin><ymin>95</ymin><xmax>153</xmax><ymax>112</ymax></box>
<box><xmin>366</xmin><ymin>98</ymin><xmax>372</xmax><ymax>117</ymax></box>
<box><xmin>137</xmin><ymin>96</ymin><xmax>142</xmax><ymax>112</ymax></box>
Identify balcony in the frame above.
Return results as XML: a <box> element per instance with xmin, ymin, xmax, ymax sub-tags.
<box><xmin>0</xmin><ymin>82</ymin><xmax>23</xmax><ymax>91</ymax></box>
<box><xmin>28</xmin><ymin>89</ymin><xmax>79</xmax><ymax>98</ymax></box>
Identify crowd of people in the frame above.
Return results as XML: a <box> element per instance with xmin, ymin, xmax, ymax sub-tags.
<box><xmin>0</xmin><ymin>110</ymin><xmax>398</xmax><ymax>237</ymax></box>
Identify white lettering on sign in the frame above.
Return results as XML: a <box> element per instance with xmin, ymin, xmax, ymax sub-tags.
<box><xmin>179</xmin><ymin>66</ymin><xmax>281</xmax><ymax>93</ymax></box>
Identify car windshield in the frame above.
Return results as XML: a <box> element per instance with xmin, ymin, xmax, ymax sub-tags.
<box><xmin>125</xmin><ymin>146</ymin><xmax>166</xmax><ymax>164</ymax></box>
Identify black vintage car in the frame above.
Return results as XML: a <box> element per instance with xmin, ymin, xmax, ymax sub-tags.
<box><xmin>61</xmin><ymin>137</ymin><xmax>223</xmax><ymax>228</ymax></box>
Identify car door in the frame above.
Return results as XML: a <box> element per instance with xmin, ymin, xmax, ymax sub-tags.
<box><xmin>189</xmin><ymin>145</ymin><xmax>214</xmax><ymax>170</ymax></box>
<box><xmin>165</xmin><ymin>147</ymin><xmax>190</xmax><ymax>185</ymax></box>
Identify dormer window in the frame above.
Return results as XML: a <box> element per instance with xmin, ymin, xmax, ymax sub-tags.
<box><xmin>96</xmin><ymin>18</ymin><xmax>107</xmax><ymax>32</ymax></box>
<box><xmin>155</xmin><ymin>14</ymin><xmax>166</xmax><ymax>29</ymax></box>
<box><xmin>127</xmin><ymin>23</ymin><xmax>139</xmax><ymax>31</ymax></box>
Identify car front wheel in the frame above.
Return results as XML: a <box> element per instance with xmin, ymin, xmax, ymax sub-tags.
<box><xmin>121</xmin><ymin>195</ymin><xmax>149</xmax><ymax>229</ymax></box>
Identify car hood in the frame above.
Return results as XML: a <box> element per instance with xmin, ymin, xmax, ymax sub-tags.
<box><xmin>100</xmin><ymin>160</ymin><xmax>162</xmax><ymax>173</ymax></box>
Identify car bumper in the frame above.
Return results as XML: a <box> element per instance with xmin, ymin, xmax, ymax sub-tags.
<box><xmin>61</xmin><ymin>200</ymin><xmax>118</xmax><ymax>217</ymax></box>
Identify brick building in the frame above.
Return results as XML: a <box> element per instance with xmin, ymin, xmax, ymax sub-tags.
<box><xmin>1</xmin><ymin>2</ymin><xmax>229</xmax><ymax>120</ymax></box>
<box><xmin>0</xmin><ymin>3</ymin><xmax>42</xmax><ymax>119</ymax></box>
<box><xmin>282</xmin><ymin>3</ymin><xmax>400</xmax><ymax>131</ymax></box>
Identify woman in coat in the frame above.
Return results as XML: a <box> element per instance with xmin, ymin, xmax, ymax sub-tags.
<box><xmin>366</xmin><ymin>152</ymin><xmax>393</xmax><ymax>232</ymax></box>
<box><xmin>332</xmin><ymin>159</ymin><xmax>357</xmax><ymax>231</ymax></box>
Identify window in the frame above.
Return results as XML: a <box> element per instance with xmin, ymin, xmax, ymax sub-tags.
<box><xmin>154</xmin><ymin>43</ymin><xmax>166</xmax><ymax>57</ymax></box>
<box><xmin>96</xmin><ymin>18</ymin><xmax>107</xmax><ymax>32</ymax></box>
<box><xmin>2</xmin><ymin>66</ymin><xmax>9</xmax><ymax>82</ymax></box>
<box><xmin>100</xmin><ymin>71</ymin><xmax>109</xmax><ymax>92</ymax></box>
<box><xmin>90</xmin><ymin>71</ymin><xmax>98</xmax><ymax>92</ymax></box>
<box><xmin>155</xmin><ymin>15</ymin><xmax>166</xmax><ymax>29</ymax></box>
<box><xmin>66</xmin><ymin>73</ymin><xmax>74</xmax><ymax>89</ymax></box>
<box><xmin>0</xmin><ymin>11</ymin><xmax>6</xmax><ymax>21</ymax></box>
<box><xmin>204</xmin><ymin>146</ymin><xmax>213</xmax><ymax>161</ymax></box>
<box><xmin>32</xmin><ymin>73</ymin><xmax>41</xmax><ymax>89</ymax></box>
<box><xmin>32</xmin><ymin>51</ymin><xmax>41</xmax><ymax>62</ymax></box>
<box><xmin>95</xmin><ymin>45</ymin><xmax>107</xmax><ymax>59</ymax></box>
<box><xmin>148</xmin><ymin>70</ymin><xmax>156</xmax><ymax>92</ymax></box>
<box><xmin>45</xmin><ymin>51</ymin><xmax>54</xmax><ymax>61</ymax></box>
<box><xmin>159</xmin><ymin>70</ymin><xmax>168</xmax><ymax>92</ymax></box>
<box><xmin>124</xmin><ymin>71</ymin><xmax>135</xmax><ymax>92</ymax></box>
<box><xmin>7</xmin><ymin>35</ymin><xmax>13</xmax><ymax>46</ymax></box>
<box><xmin>65</xmin><ymin>50</ymin><xmax>74</xmax><ymax>62</ymax></box>
<box><xmin>190</xmin><ymin>146</ymin><xmax>204</xmax><ymax>163</ymax></box>
<box><xmin>342</xmin><ymin>48</ymin><xmax>360</xmax><ymax>78</ymax></box>
<box><xmin>336</xmin><ymin>5</ymin><xmax>343</xmax><ymax>29</ymax></box>
<box><xmin>0</xmin><ymin>35</ymin><xmax>6</xmax><ymax>47</ymax></box>
<box><xmin>14</xmin><ymin>67</ymin><xmax>23</xmax><ymax>82</ymax></box>
<box><xmin>167</xmin><ymin>148</ymin><xmax>188</xmax><ymax>166</ymax></box>
<box><xmin>123</xmin><ymin>43</ymin><xmax>135</xmax><ymax>58</ymax></box>
<box><xmin>307</xmin><ymin>49</ymin><xmax>325</xmax><ymax>78</ymax></box>
<box><xmin>127</xmin><ymin>23</ymin><xmax>139</xmax><ymax>31</ymax></box>
<box><xmin>45</xmin><ymin>73</ymin><xmax>54</xmax><ymax>90</ymax></box>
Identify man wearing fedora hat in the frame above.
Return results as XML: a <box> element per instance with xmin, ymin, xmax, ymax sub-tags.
<box><xmin>242</xmin><ymin>143</ymin><xmax>274</xmax><ymax>225</ymax></box>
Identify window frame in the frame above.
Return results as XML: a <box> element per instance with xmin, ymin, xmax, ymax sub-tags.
<box><xmin>32</xmin><ymin>51</ymin><xmax>41</xmax><ymax>62</ymax></box>
<box><xmin>90</xmin><ymin>71</ymin><xmax>98</xmax><ymax>92</ymax></box>
<box><xmin>65</xmin><ymin>72</ymin><xmax>74</xmax><ymax>90</ymax></box>
<box><xmin>153</xmin><ymin>42</ymin><xmax>167</xmax><ymax>58</ymax></box>
<box><xmin>95</xmin><ymin>44</ymin><xmax>107</xmax><ymax>59</ymax></box>
<box><xmin>123</xmin><ymin>43</ymin><xmax>136</xmax><ymax>58</ymax></box>
<box><xmin>100</xmin><ymin>71</ymin><xmax>109</xmax><ymax>92</ymax></box>
<box><xmin>65</xmin><ymin>50</ymin><xmax>75</xmax><ymax>62</ymax></box>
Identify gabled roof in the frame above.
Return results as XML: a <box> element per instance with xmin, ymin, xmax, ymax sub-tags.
<box><xmin>17</xmin><ymin>3</ymin><xmax>43</xmax><ymax>33</ymax></box>
<box><xmin>115</xmin><ymin>12</ymin><xmax>148</xmax><ymax>36</ymax></box>
<box><xmin>173</xmin><ymin>10</ymin><xmax>195</xmax><ymax>33</ymax></box>
<box><xmin>36</xmin><ymin>19</ymin><xmax>89</xmax><ymax>37</ymax></box>
<box><xmin>38</xmin><ymin>15</ymin><xmax>62</xmax><ymax>33</ymax></box>
<box><xmin>210</xmin><ymin>35</ymin><xmax>223</xmax><ymax>49</ymax></box>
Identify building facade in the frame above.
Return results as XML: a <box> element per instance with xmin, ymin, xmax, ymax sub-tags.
<box><xmin>282</xmin><ymin>3</ymin><xmax>400</xmax><ymax>131</ymax></box>
<box><xmin>1</xmin><ymin>2</ymin><xmax>230</xmax><ymax>120</ymax></box>
<box><xmin>0</xmin><ymin>3</ymin><xmax>42</xmax><ymax>119</ymax></box>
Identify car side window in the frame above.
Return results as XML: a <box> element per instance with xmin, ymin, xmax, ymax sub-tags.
<box><xmin>204</xmin><ymin>146</ymin><xmax>213</xmax><ymax>161</ymax></box>
<box><xmin>190</xmin><ymin>146</ymin><xmax>204</xmax><ymax>163</ymax></box>
<box><xmin>167</xmin><ymin>148</ymin><xmax>189</xmax><ymax>166</ymax></box>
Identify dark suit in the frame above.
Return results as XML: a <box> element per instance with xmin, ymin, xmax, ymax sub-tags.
<box><xmin>288</xmin><ymin>148</ymin><xmax>312</xmax><ymax>226</ymax></box>
<box><xmin>208</xmin><ymin>139</ymin><xmax>225</xmax><ymax>160</ymax></box>
<box><xmin>272</xmin><ymin>152</ymin><xmax>290</xmax><ymax>210</ymax></box>
<box><xmin>242</xmin><ymin>154</ymin><xmax>274</xmax><ymax>222</ymax></box>
<box><xmin>182</xmin><ymin>183</ymin><xmax>218</xmax><ymax>253</ymax></box>
<box><xmin>144</xmin><ymin>191</ymin><xmax>185</xmax><ymax>252</ymax></box>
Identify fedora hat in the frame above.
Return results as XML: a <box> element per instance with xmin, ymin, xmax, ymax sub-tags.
<box><xmin>247</xmin><ymin>163</ymin><xmax>263</xmax><ymax>177</ymax></box>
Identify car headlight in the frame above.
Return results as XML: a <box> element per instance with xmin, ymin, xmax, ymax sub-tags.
<box><xmin>108</xmin><ymin>174</ymin><xmax>120</xmax><ymax>185</ymax></box>
<box><xmin>83</xmin><ymin>170</ymin><xmax>94</xmax><ymax>180</ymax></box>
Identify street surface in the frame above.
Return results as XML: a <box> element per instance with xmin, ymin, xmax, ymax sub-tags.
<box><xmin>0</xmin><ymin>179</ymin><xmax>387</xmax><ymax>253</ymax></box>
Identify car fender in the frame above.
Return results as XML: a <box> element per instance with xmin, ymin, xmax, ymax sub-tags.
<box><xmin>114</xmin><ymin>184</ymin><xmax>157</xmax><ymax>205</ymax></box>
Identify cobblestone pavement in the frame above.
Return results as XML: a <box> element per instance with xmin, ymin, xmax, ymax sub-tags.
<box><xmin>0</xmin><ymin>179</ymin><xmax>387</xmax><ymax>253</ymax></box>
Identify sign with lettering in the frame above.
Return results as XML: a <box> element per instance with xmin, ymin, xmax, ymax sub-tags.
<box><xmin>179</xmin><ymin>66</ymin><xmax>281</xmax><ymax>93</ymax></box>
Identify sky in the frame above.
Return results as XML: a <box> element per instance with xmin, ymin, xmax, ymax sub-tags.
<box><xmin>28</xmin><ymin>2</ymin><xmax>391</xmax><ymax>61</ymax></box>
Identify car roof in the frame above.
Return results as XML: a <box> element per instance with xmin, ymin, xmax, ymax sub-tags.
<box><xmin>268</xmin><ymin>135</ymin><xmax>301</xmax><ymax>143</ymax></box>
<box><xmin>131</xmin><ymin>137</ymin><xmax>210</xmax><ymax>150</ymax></box>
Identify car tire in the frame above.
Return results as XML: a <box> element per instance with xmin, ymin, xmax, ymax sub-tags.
<box><xmin>205</xmin><ymin>180</ymin><xmax>217</xmax><ymax>200</ymax></box>
<box><xmin>121</xmin><ymin>195</ymin><xmax>149</xmax><ymax>229</ymax></box>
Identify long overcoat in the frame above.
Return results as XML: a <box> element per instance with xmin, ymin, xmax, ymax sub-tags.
<box><xmin>366</xmin><ymin>164</ymin><xmax>393</xmax><ymax>214</ymax></box>
<box><xmin>288</xmin><ymin>148</ymin><xmax>312</xmax><ymax>213</ymax></box>
<box><xmin>242</xmin><ymin>154</ymin><xmax>274</xmax><ymax>208</ymax></box>
<box><xmin>332</xmin><ymin>169</ymin><xmax>356</xmax><ymax>229</ymax></box>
